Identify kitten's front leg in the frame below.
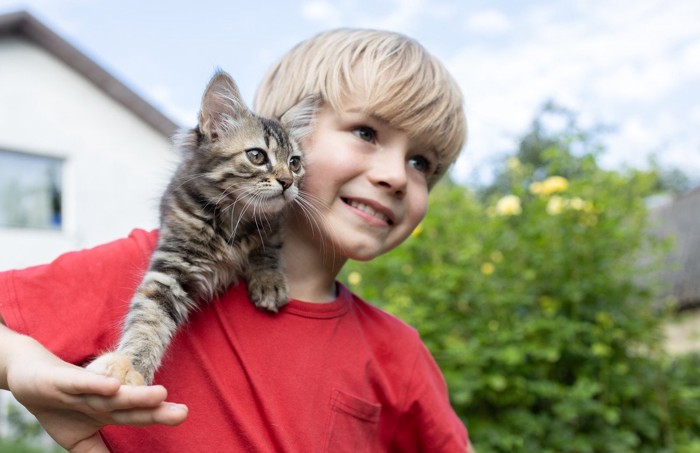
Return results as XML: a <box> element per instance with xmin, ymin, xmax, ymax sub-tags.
<box><xmin>86</xmin><ymin>274</ymin><xmax>186</xmax><ymax>385</ymax></box>
<box><xmin>85</xmin><ymin>351</ymin><xmax>146</xmax><ymax>386</ymax></box>
<box><xmin>246</xmin><ymin>244</ymin><xmax>288</xmax><ymax>312</ymax></box>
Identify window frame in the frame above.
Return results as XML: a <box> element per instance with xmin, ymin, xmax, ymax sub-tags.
<box><xmin>0</xmin><ymin>148</ymin><xmax>65</xmax><ymax>231</ymax></box>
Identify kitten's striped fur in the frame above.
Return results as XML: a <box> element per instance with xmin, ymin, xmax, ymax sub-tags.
<box><xmin>87</xmin><ymin>70</ymin><xmax>317</xmax><ymax>384</ymax></box>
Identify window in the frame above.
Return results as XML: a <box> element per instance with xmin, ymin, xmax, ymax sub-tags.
<box><xmin>0</xmin><ymin>150</ymin><xmax>63</xmax><ymax>229</ymax></box>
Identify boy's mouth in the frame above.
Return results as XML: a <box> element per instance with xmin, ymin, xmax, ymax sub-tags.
<box><xmin>341</xmin><ymin>198</ymin><xmax>395</xmax><ymax>225</ymax></box>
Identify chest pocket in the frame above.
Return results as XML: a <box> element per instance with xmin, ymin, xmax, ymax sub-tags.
<box><xmin>323</xmin><ymin>389</ymin><xmax>382</xmax><ymax>452</ymax></box>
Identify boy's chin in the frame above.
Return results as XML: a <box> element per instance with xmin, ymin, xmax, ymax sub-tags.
<box><xmin>343</xmin><ymin>242</ymin><xmax>401</xmax><ymax>262</ymax></box>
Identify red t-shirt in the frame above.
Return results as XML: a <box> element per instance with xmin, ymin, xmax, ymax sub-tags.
<box><xmin>0</xmin><ymin>229</ymin><xmax>468</xmax><ymax>452</ymax></box>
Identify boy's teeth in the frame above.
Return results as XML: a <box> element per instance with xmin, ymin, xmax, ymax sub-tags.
<box><xmin>348</xmin><ymin>200</ymin><xmax>389</xmax><ymax>222</ymax></box>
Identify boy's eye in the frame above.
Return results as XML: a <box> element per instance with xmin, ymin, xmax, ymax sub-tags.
<box><xmin>409</xmin><ymin>155</ymin><xmax>432</xmax><ymax>175</ymax></box>
<box><xmin>353</xmin><ymin>126</ymin><xmax>376</xmax><ymax>143</ymax></box>
<box><xmin>246</xmin><ymin>148</ymin><xmax>268</xmax><ymax>165</ymax></box>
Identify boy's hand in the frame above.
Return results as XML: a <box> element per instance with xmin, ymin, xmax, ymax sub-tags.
<box><xmin>3</xmin><ymin>330</ymin><xmax>187</xmax><ymax>452</ymax></box>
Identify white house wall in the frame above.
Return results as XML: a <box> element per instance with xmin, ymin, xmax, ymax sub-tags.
<box><xmin>0</xmin><ymin>36</ymin><xmax>178</xmax><ymax>270</ymax></box>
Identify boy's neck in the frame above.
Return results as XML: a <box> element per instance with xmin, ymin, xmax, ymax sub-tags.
<box><xmin>282</xmin><ymin>227</ymin><xmax>346</xmax><ymax>304</ymax></box>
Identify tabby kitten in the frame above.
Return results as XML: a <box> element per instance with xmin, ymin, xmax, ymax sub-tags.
<box><xmin>87</xmin><ymin>70</ymin><xmax>316</xmax><ymax>385</ymax></box>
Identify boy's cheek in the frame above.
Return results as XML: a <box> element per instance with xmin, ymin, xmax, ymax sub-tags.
<box><xmin>412</xmin><ymin>195</ymin><xmax>429</xmax><ymax>224</ymax></box>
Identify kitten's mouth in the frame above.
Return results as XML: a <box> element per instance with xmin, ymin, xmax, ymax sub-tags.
<box><xmin>342</xmin><ymin>198</ymin><xmax>394</xmax><ymax>225</ymax></box>
<box><xmin>241</xmin><ymin>192</ymin><xmax>286</xmax><ymax>214</ymax></box>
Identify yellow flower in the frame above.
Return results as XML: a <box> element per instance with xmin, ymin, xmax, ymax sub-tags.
<box><xmin>494</xmin><ymin>194</ymin><xmax>522</xmax><ymax>216</ymax></box>
<box><xmin>347</xmin><ymin>271</ymin><xmax>362</xmax><ymax>286</ymax></box>
<box><xmin>410</xmin><ymin>222</ymin><xmax>424</xmax><ymax>238</ymax></box>
<box><xmin>569</xmin><ymin>197</ymin><xmax>594</xmax><ymax>212</ymax></box>
<box><xmin>530</xmin><ymin>176</ymin><xmax>569</xmax><ymax>196</ymax></box>
<box><xmin>546</xmin><ymin>195</ymin><xmax>565</xmax><ymax>215</ymax></box>
<box><xmin>481</xmin><ymin>262</ymin><xmax>495</xmax><ymax>275</ymax></box>
<box><xmin>529</xmin><ymin>181</ymin><xmax>543</xmax><ymax>195</ymax></box>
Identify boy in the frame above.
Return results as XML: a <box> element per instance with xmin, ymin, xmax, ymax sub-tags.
<box><xmin>0</xmin><ymin>28</ymin><xmax>469</xmax><ymax>451</ymax></box>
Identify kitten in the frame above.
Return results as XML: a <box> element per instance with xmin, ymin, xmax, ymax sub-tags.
<box><xmin>87</xmin><ymin>70</ymin><xmax>317</xmax><ymax>385</ymax></box>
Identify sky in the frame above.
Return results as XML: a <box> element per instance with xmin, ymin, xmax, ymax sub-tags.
<box><xmin>1</xmin><ymin>0</ymin><xmax>699</xmax><ymax>186</ymax></box>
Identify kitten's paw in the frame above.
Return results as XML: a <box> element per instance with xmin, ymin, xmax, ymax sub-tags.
<box><xmin>86</xmin><ymin>352</ymin><xmax>147</xmax><ymax>386</ymax></box>
<box><xmin>248</xmin><ymin>277</ymin><xmax>289</xmax><ymax>313</ymax></box>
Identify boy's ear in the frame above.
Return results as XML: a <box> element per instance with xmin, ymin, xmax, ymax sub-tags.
<box><xmin>199</xmin><ymin>69</ymin><xmax>249</xmax><ymax>141</ymax></box>
<box><xmin>280</xmin><ymin>94</ymin><xmax>321</xmax><ymax>144</ymax></box>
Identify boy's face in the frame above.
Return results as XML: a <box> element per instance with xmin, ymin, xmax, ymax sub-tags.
<box><xmin>295</xmin><ymin>101</ymin><xmax>433</xmax><ymax>261</ymax></box>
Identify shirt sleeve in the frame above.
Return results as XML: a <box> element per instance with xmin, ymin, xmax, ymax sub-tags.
<box><xmin>0</xmin><ymin>229</ymin><xmax>157</xmax><ymax>365</ymax></box>
<box><xmin>391</xmin><ymin>341</ymin><xmax>469</xmax><ymax>452</ymax></box>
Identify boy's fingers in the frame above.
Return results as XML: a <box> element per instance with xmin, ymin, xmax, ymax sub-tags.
<box><xmin>80</xmin><ymin>385</ymin><xmax>169</xmax><ymax>412</ymax></box>
<box><xmin>56</xmin><ymin>367</ymin><xmax>121</xmax><ymax>396</ymax></box>
<box><xmin>110</xmin><ymin>403</ymin><xmax>188</xmax><ymax>427</ymax></box>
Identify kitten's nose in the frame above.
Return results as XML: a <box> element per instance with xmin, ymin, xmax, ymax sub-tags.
<box><xmin>277</xmin><ymin>177</ymin><xmax>292</xmax><ymax>191</ymax></box>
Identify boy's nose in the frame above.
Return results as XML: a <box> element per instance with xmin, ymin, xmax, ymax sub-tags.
<box><xmin>369</xmin><ymin>148</ymin><xmax>408</xmax><ymax>198</ymax></box>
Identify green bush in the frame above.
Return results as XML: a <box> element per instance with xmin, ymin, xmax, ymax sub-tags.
<box><xmin>342</xmin><ymin>109</ymin><xmax>700</xmax><ymax>452</ymax></box>
<box><xmin>0</xmin><ymin>396</ymin><xmax>64</xmax><ymax>452</ymax></box>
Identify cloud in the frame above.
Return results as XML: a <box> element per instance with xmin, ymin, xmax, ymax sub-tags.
<box><xmin>592</xmin><ymin>62</ymin><xmax>677</xmax><ymax>103</ymax></box>
<box><xmin>145</xmin><ymin>84</ymin><xmax>196</xmax><ymax>127</ymax></box>
<box><xmin>681</xmin><ymin>40</ymin><xmax>700</xmax><ymax>78</ymax></box>
<box><xmin>465</xmin><ymin>9</ymin><xmax>511</xmax><ymax>35</ymax></box>
<box><xmin>300</xmin><ymin>0</ymin><xmax>342</xmax><ymax>27</ymax></box>
<box><xmin>448</xmin><ymin>0</ymin><xmax>700</xmax><ymax>181</ymax></box>
<box><xmin>299</xmin><ymin>0</ymin><xmax>437</xmax><ymax>33</ymax></box>
<box><xmin>365</xmin><ymin>0</ymin><xmax>423</xmax><ymax>31</ymax></box>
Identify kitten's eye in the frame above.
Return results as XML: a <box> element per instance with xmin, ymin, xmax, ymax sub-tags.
<box><xmin>246</xmin><ymin>148</ymin><xmax>268</xmax><ymax>165</ymax></box>
<box><xmin>289</xmin><ymin>156</ymin><xmax>302</xmax><ymax>173</ymax></box>
<box><xmin>353</xmin><ymin>126</ymin><xmax>376</xmax><ymax>143</ymax></box>
<box><xmin>409</xmin><ymin>155</ymin><xmax>432</xmax><ymax>175</ymax></box>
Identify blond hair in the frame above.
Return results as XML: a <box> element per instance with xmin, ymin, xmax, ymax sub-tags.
<box><xmin>254</xmin><ymin>28</ymin><xmax>467</xmax><ymax>187</ymax></box>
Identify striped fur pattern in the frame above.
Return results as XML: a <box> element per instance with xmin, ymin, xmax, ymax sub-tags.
<box><xmin>87</xmin><ymin>70</ymin><xmax>317</xmax><ymax>384</ymax></box>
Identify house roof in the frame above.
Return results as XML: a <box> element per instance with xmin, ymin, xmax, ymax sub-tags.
<box><xmin>650</xmin><ymin>186</ymin><xmax>700</xmax><ymax>310</ymax></box>
<box><xmin>0</xmin><ymin>10</ymin><xmax>179</xmax><ymax>137</ymax></box>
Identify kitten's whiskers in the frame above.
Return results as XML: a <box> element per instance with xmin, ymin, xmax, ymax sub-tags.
<box><xmin>294</xmin><ymin>190</ymin><xmax>344</xmax><ymax>264</ymax></box>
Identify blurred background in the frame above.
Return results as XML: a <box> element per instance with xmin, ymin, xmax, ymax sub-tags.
<box><xmin>0</xmin><ymin>0</ymin><xmax>699</xmax><ymax>451</ymax></box>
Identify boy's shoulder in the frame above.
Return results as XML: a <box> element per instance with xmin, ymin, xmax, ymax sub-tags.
<box><xmin>344</xmin><ymin>285</ymin><xmax>423</xmax><ymax>346</ymax></box>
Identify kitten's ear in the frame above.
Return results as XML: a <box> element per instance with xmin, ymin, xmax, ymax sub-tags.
<box><xmin>280</xmin><ymin>94</ymin><xmax>320</xmax><ymax>144</ymax></box>
<box><xmin>199</xmin><ymin>70</ymin><xmax>250</xmax><ymax>141</ymax></box>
